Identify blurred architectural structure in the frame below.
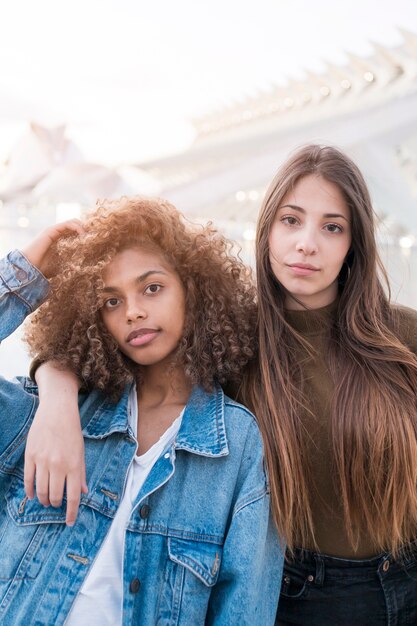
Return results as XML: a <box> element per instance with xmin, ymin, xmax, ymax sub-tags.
<box><xmin>138</xmin><ymin>28</ymin><xmax>417</xmax><ymax>267</ymax></box>
<box><xmin>0</xmin><ymin>122</ymin><xmax>159</xmax><ymax>254</ymax></box>
<box><xmin>0</xmin><ymin>30</ymin><xmax>416</xmax><ymax>298</ymax></box>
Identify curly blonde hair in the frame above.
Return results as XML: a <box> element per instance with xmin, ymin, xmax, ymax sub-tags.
<box><xmin>25</xmin><ymin>197</ymin><xmax>257</xmax><ymax>397</ymax></box>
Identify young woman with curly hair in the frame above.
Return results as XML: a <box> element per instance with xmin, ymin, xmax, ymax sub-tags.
<box><xmin>249</xmin><ymin>145</ymin><xmax>417</xmax><ymax>625</ymax></box>
<box><xmin>0</xmin><ymin>198</ymin><xmax>283</xmax><ymax>626</ymax></box>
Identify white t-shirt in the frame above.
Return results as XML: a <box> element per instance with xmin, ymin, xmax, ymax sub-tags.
<box><xmin>65</xmin><ymin>386</ymin><xmax>183</xmax><ymax>626</ymax></box>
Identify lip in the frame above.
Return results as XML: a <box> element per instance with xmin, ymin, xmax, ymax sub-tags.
<box><xmin>126</xmin><ymin>328</ymin><xmax>159</xmax><ymax>346</ymax></box>
<box><xmin>287</xmin><ymin>263</ymin><xmax>320</xmax><ymax>276</ymax></box>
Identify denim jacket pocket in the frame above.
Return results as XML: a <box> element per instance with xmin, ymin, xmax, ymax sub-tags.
<box><xmin>168</xmin><ymin>537</ymin><xmax>222</xmax><ymax>586</ymax></box>
<box><xmin>157</xmin><ymin>537</ymin><xmax>223</xmax><ymax>625</ymax></box>
<box><xmin>0</xmin><ymin>480</ymin><xmax>65</xmax><ymax>585</ymax></box>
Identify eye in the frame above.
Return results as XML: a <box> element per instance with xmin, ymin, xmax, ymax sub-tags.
<box><xmin>281</xmin><ymin>215</ymin><xmax>299</xmax><ymax>226</ymax></box>
<box><xmin>324</xmin><ymin>223</ymin><xmax>343</xmax><ymax>233</ymax></box>
<box><xmin>103</xmin><ymin>297</ymin><xmax>121</xmax><ymax>309</ymax></box>
<box><xmin>144</xmin><ymin>284</ymin><xmax>162</xmax><ymax>295</ymax></box>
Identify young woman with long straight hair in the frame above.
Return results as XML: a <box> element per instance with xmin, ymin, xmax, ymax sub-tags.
<box><xmin>250</xmin><ymin>144</ymin><xmax>417</xmax><ymax>624</ymax></box>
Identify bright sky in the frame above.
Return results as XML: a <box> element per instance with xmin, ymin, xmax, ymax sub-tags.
<box><xmin>1</xmin><ymin>0</ymin><xmax>416</xmax><ymax>165</ymax></box>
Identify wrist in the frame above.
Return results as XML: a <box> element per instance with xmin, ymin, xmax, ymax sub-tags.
<box><xmin>20</xmin><ymin>241</ymin><xmax>46</xmax><ymax>274</ymax></box>
<box><xmin>37</xmin><ymin>387</ymin><xmax>80</xmax><ymax>405</ymax></box>
<box><xmin>36</xmin><ymin>362</ymin><xmax>81</xmax><ymax>399</ymax></box>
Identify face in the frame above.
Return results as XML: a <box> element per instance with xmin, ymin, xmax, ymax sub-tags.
<box><xmin>268</xmin><ymin>174</ymin><xmax>352</xmax><ymax>310</ymax></box>
<box><xmin>100</xmin><ymin>247</ymin><xmax>186</xmax><ymax>368</ymax></box>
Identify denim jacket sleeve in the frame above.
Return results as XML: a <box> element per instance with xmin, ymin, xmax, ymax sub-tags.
<box><xmin>0</xmin><ymin>250</ymin><xmax>49</xmax><ymax>342</ymax></box>
<box><xmin>0</xmin><ymin>250</ymin><xmax>49</xmax><ymax>457</ymax></box>
<box><xmin>206</xmin><ymin>418</ymin><xmax>284</xmax><ymax>625</ymax></box>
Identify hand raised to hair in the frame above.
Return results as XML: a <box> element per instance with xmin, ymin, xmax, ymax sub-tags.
<box><xmin>20</xmin><ymin>219</ymin><xmax>84</xmax><ymax>278</ymax></box>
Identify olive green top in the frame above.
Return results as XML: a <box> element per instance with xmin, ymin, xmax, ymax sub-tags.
<box><xmin>285</xmin><ymin>300</ymin><xmax>417</xmax><ymax>558</ymax></box>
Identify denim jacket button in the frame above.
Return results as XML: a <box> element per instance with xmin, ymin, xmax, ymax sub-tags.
<box><xmin>139</xmin><ymin>505</ymin><xmax>150</xmax><ymax>519</ymax></box>
<box><xmin>383</xmin><ymin>559</ymin><xmax>390</xmax><ymax>572</ymax></box>
<box><xmin>15</xmin><ymin>267</ymin><xmax>28</xmax><ymax>282</ymax></box>
<box><xmin>129</xmin><ymin>578</ymin><xmax>141</xmax><ymax>593</ymax></box>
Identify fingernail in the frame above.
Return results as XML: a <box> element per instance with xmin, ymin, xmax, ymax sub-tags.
<box><xmin>67</xmin><ymin>521</ymin><xmax>75</xmax><ymax>527</ymax></box>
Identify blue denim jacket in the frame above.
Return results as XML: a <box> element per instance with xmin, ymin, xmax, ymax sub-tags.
<box><xmin>0</xmin><ymin>250</ymin><xmax>283</xmax><ymax>625</ymax></box>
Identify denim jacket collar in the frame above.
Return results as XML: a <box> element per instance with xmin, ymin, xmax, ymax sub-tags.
<box><xmin>82</xmin><ymin>390</ymin><xmax>131</xmax><ymax>439</ymax></box>
<box><xmin>175</xmin><ymin>384</ymin><xmax>229</xmax><ymax>457</ymax></box>
<box><xmin>82</xmin><ymin>383</ymin><xmax>229</xmax><ymax>457</ymax></box>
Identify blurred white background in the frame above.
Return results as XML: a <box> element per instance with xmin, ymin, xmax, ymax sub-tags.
<box><xmin>0</xmin><ymin>0</ymin><xmax>416</xmax><ymax>164</ymax></box>
<box><xmin>1</xmin><ymin>0</ymin><xmax>417</xmax><ymax>376</ymax></box>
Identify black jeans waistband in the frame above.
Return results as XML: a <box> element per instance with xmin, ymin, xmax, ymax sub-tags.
<box><xmin>286</xmin><ymin>543</ymin><xmax>417</xmax><ymax>585</ymax></box>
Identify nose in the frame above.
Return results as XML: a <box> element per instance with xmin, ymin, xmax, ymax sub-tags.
<box><xmin>125</xmin><ymin>298</ymin><xmax>147</xmax><ymax>322</ymax></box>
<box><xmin>295</xmin><ymin>230</ymin><xmax>318</xmax><ymax>255</ymax></box>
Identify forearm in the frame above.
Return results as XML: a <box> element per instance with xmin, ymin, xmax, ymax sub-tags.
<box><xmin>26</xmin><ymin>361</ymin><xmax>86</xmax><ymax>524</ymax></box>
<box><xmin>35</xmin><ymin>361</ymin><xmax>81</xmax><ymax>401</ymax></box>
<box><xmin>0</xmin><ymin>219</ymin><xmax>83</xmax><ymax>342</ymax></box>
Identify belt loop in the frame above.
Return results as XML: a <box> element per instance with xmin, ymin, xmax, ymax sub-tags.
<box><xmin>313</xmin><ymin>553</ymin><xmax>325</xmax><ymax>586</ymax></box>
<box><xmin>402</xmin><ymin>543</ymin><xmax>417</xmax><ymax>568</ymax></box>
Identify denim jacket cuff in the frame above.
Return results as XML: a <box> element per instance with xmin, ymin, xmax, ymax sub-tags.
<box><xmin>0</xmin><ymin>250</ymin><xmax>50</xmax><ymax>311</ymax></box>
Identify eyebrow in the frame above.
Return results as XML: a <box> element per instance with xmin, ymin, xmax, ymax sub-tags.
<box><xmin>279</xmin><ymin>203</ymin><xmax>349</xmax><ymax>222</ymax></box>
<box><xmin>102</xmin><ymin>270</ymin><xmax>168</xmax><ymax>293</ymax></box>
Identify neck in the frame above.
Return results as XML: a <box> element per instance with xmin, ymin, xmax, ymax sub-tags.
<box><xmin>285</xmin><ymin>290</ymin><xmax>338</xmax><ymax>311</ymax></box>
<box><xmin>138</xmin><ymin>362</ymin><xmax>191</xmax><ymax>409</ymax></box>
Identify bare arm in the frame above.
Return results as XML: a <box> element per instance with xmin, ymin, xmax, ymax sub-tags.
<box><xmin>24</xmin><ymin>363</ymin><xmax>86</xmax><ymax>526</ymax></box>
<box><xmin>19</xmin><ymin>219</ymin><xmax>87</xmax><ymax>525</ymax></box>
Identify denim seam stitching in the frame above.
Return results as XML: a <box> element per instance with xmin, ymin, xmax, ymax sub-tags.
<box><xmin>234</xmin><ymin>489</ymin><xmax>268</xmax><ymax>515</ymax></box>
<box><xmin>0</xmin><ymin>399</ymin><xmax>36</xmax><ymax>469</ymax></box>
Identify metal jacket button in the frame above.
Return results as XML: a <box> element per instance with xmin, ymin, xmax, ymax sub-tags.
<box><xmin>139</xmin><ymin>504</ymin><xmax>150</xmax><ymax>519</ymax></box>
<box><xmin>129</xmin><ymin>578</ymin><xmax>141</xmax><ymax>593</ymax></box>
<box><xmin>15</xmin><ymin>268</ymin><xmax>28</xmax><ymax>281</ymax></box>
<box><xmin>383</xmin><ymin>560</ymin><xmax>390</xmax><ymax>572</ymax></box>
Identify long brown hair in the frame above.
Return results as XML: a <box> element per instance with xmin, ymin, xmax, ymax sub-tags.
<box><xmin>249</xmin><ymin>144</ymin><xmax>417</xmax><ymax>555</ymax></box>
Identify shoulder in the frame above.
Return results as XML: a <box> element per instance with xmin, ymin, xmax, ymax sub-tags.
<box><xmin>224</xmin><ymin>394</ymin><xmax>258</xmax><ymax>424</ymax></box>
<box><xmin>223</xmin><ymin>394</ymin><xmax>266</xmax><ymax>467</ymax></box>
<box><xmin>222</xmin><ymin>394</ymin><xmax>269</xmax><ymax>507</ymax></box>
<box><xmin>223</xmin><ymin>394</ymin><xmax>262</xmax><ymax>439</ymax></box>
<box><xmin>390</xmin><ymin>303</ymin><xmax>417</xmax><ymax>353</ymax></box>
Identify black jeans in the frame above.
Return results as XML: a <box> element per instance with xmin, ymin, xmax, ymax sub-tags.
<box><xmin>276</xmin><ymin>546</ymin><xmax>417</xmax><ymax>626</ymax></box>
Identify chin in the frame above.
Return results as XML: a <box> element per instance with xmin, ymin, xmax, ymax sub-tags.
<box><xmin>291</xmin><ymin>290</ymin><xmax>316</xmax><ymax>299</ymax></box>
